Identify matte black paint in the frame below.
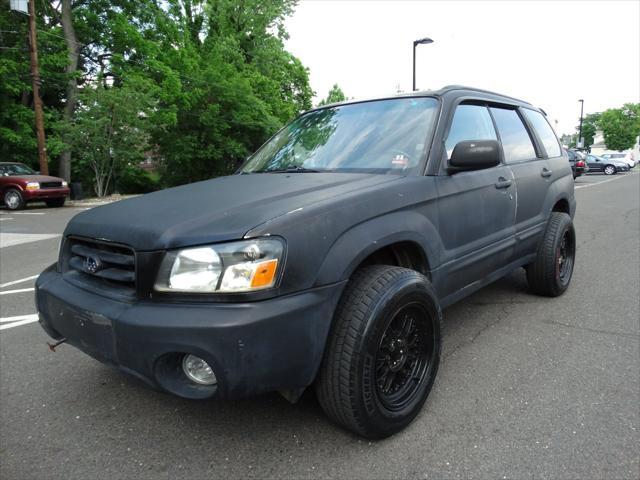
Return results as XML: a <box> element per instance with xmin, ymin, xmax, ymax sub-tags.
<box><xmin>36</xmin><ymin>86</ymin><xmax>576</xmax><ymax>400</ymax></box>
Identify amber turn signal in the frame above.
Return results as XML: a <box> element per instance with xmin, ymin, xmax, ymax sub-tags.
<box><xmin>250</xmin><ymin>259</ymin><xmax>278</xmax><ymax>288</ymax></box>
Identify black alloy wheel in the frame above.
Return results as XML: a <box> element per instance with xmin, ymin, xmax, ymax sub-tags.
<box><xmin>375</xmin><ymin>304</ymin><xmax>434</xmax><ymax>412</ymax></box>
<box><xmin>316</xmin><ymin>265</ymin><xmax>441</xmax><ymax>439</ymax></box>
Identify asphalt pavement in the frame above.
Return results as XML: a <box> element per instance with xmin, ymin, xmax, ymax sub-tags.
<box><xmin>1</xmin><ymin>171</ymin><xmax>639</xmax><ymax>479</ymax></box>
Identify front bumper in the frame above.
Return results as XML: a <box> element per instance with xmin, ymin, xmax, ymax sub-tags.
<box><xmin>23</xmin><ymin>187</ymin><xmax>70</xmax><ymax>200</ymax></box>
<box><xmin>36</xmin><ymin>265</ymin><xmax>345</xmax><ymax>399</ymax></box>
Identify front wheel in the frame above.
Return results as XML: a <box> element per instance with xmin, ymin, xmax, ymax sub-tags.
<box><xmin>526</xmin><ymin>212</ymin><xmax>576</xmax><ymax>297</ymax></box>
<box><xmin>3</xmin><ymin>188</ymin><xmax>25</xmax><ymax>210</ymax></box>
<box><xmin>315</xmin><ymin>265</ymin><xmax>441</xmax><ymax>439</ymax></box>
<box><xmin>603</xmin><ymin>165</ymin><xmax>616</xmax><ymax>175</ymax></box>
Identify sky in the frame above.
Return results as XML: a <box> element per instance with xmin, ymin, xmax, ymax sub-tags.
<box><xmin>285</xmin><ymin>0</ymin><xmax>640</xmax><ymax>136</ymax></box>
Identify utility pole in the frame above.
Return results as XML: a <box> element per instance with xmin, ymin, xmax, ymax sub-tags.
<box><xmin>27</xmin><ymin>0</ymin><xmax>48</xmax><ymax>175</ymax></box>
<box><xmin>577</xmin><ymin>99</ymin><xmax>584</xmax><ymax>150</ymax></box>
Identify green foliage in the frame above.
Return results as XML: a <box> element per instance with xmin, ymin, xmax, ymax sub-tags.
<box><xmin>59</xmin><ymin>79</ymin><xmax>156</xmax><ymax>196</ymax></box>
<box><xmin>117</xmin><ymin>165</ymin><xmax>160</xmax><ymax>194</ymax></box>
<box><xmin>318</xmin><ymin>84</ymin><xmax>347</xmax><ymax>106</ymax></box>
<box><xmin>0</xmin><ymin>2</ymin><xmax>67</xmax><ymax>168</ymax></box>
<box><xmin>599</xmin><ymin>103</ymin><xmax>640</xmax><ymax>151</ymax></box>
<box><xmin>559</xmin><ymin>133</ymin><xmax>577</xmax><ymax>148</ymax></box>
<box><xmin>1</xmin><ymin>0</ymin><xmax>313</xmax><ymax>193</ymax></box>
<box><xmin>577</xmin><ymin>112</ymin><xmax>601</xmax><ymax>149</ymax></box>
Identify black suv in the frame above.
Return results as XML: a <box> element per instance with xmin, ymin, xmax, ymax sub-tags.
<box><xmin>36</xmin><ymin>86</ymin><xmax>576</xmax><ymax>439</ymax></box>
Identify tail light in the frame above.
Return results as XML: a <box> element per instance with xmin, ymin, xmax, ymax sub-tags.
<box><xmin>576</xmin><ymin>160</ymin><xmax>585</xmax><ymax>167</ymax></box>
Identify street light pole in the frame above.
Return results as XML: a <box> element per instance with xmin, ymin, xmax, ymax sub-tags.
<box><xmin>578</xmin><ymin>99</ymin><xmax>584</xmax><ymax>149</ymax></box>
<box><xmin>412</xmin><ymin>37</ymin><xmax>433</xmax><ymax>91</ymax></box>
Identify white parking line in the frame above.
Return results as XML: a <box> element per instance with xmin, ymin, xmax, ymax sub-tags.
<box><xmin>0</xmin><ymin>217</ymin><xmax>12</xmax><ymax>221</ymax></box>
<box><xmin>0</xmin><ymin>275</ymin><xmax>39</xmax><ymax>288</ymax></box>
<box><xmin>575</xmin><ymin>173</ymin><xmax>638</xmax><ymax>190</ymax></box>
<box><xmin>0</xmin><ymin>314</ymin><xmax>39</xmax><ymax>330</ymax></box>
<box><xmin>0</xmin><ymin>287</ymin><xmax>35</xmax><ymax>295</ymax></box>
<box><xmin>0</xmin><ymin>233</ymin><xmax>60</xmax><ymax>248</ymax></box>
<box><xmin>0</xmin><ymin>212</ymin><xmax>45</xmax><ymax>215</ymax></box>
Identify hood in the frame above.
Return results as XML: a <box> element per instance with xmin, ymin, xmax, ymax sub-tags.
<box><xmin>66</xmin><ymin>173</ymin><xmax>400</xmax><ymax>250</ymax></box>
<box><xmin>5</xmin><ymin>174</ymin><xmax>65</xmax><ymax>183</ymax></box>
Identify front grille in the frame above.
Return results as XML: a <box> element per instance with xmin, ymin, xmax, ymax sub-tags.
<box><xmin>63</xmin><ymin>237</ymin><xmax>136</xmax><ymax>299</ymax></box>
<box><xmin>41</xmin><ymin>181</ymin><xmax>63</xmax><ymax>188</ymax></box>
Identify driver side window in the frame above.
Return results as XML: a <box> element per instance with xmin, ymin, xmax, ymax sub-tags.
<box><xmin>445</xmin><ymin>104</ymin><xmax>497</xmax><ymax>159</ymax></box>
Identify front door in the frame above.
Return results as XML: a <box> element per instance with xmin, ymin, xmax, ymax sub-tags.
<box><xmin>435</xmin><ymin>103</ymin><xmax>516</xmax><ymax>297</ymax></box>
<box><xmin>586</xmin><ymin>155</ymin><xmax>603</xmax><ymax>172</ymax></box>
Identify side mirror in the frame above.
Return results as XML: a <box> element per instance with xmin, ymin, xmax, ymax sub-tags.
<box><xmin>448</xmin><ymin>140</ymin><xmax>501</xmax><ymax>173</ymax></box>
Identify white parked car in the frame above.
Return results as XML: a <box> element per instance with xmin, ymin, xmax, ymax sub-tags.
<box><xmin>601</xmin><ymin>152</ymin><xmax>636</xmax><ymax>168</ymax></box>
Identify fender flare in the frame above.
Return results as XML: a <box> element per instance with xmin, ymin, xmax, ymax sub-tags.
<box><xmin>313</xmin><ymin>210</ymin><xmax>442</xmax><ymax>286</ymax></box>
<box><xmin>1</xmin><ymin>183</ymin><xmax>25</xmax><ymax>196</ymax></box>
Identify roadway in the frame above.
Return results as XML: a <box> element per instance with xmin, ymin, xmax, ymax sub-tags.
<box><xmin>1</xmin><ymin>171</ymin><xmax>638</xmax><ymax>479</ymax></box>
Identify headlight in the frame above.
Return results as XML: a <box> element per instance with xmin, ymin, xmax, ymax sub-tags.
<box><xmin>154</xmin><ymin>238</ymin><xmax>284</xmax><ymax>293</ymax></box>
<box><xmin>25</xmin><ymin>181</ymin><xmax>40</xmax><ymax>191</ymax></box>
<box><xmin>62</xmin><ymin>181</ymin><xmax>68</xmax><ymax>187</ymax></box>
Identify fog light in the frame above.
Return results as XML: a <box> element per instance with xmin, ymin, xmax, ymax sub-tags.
<box><xmin>182</xmin><ymin>354</ymin><xmax>217</xmax><ymax>385</ymax></box>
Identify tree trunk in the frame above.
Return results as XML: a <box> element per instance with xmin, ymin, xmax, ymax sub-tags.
<box><xmin>59</xmin><ymin>0</ymin><xmax>79</xmax><ymax>182</ymax></box>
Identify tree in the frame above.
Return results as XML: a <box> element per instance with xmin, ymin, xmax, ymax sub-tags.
<box><xmin>57</xmin><ymin>0</ymin><xmax>81</xmax><ymax>182</ymax></box>
<box><xmin>599</xmin><ymin>103</ymin><xmax>640</xmax><ymax>151</ymax></box>
<box><xmin>60</xmin><ymin>79</ymin><xmax>155</xmax><ymax>196</ymax></box>
<box><xmin>559</xmin><ymin>133</ymin><xmax>577</xmax><ymax>148</ymax></box>
<box><xmin>2</xmin><ymin>0</ymin><xmax>313</xmax><ymax>191</ymax></box>
<box><xmin>0</xmin><ymin>1</ymin><xmax>67</xmax><ymax>167</ymax></box>
<box><xmin>576</xmin><ymin>112</ymin><xmax>601</xmax><ymax>150</ymax></box>
<box><xmin>318</xmin><ymin>84</ymin><xmax>347</xmax><ymax>106</ymax></box>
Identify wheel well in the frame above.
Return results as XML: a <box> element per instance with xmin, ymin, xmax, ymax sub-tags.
<box><xmin>356</xmin><ymin>241</ymin><xmax>430</xmax><ymax>279</ymax></box>
<box><xmin>552</xmin><ymin>198</ymin><xmax>570</xmax><ymax>215</ymax></box>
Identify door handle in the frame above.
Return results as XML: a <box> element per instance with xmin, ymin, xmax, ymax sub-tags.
<box><xmin>495</xmin><ymin>177</ymin><xmax>512</xmax><ymax>189</ymax></box>
<box><xmin>541</xmin><ymin>168</ymin><xmax>553</xmax><ymax>178</ymax></box>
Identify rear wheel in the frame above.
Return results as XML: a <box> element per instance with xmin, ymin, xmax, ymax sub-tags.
<box><xmin>526</xmin><ymin>212</ymin><xmax>576</xmax><ymax>297</ymax></box>
<box><xmin>3</xmin><ymin>188</ymin><xmax>25</xmax><ymax>210</ymax></box>
<box><xmin>45</xmin><ymin>198</ymin><xmax>66</xmax><ymax>208</ymax></box>
<box><xmin>316</xmin><ymin>265</ymin><xmax>441</xmax><ymax>439</ymax></box>
<box><xmin>603</xmin><ymin>165</ymin><xmax>616</xmax><ymax>175</ymax></box>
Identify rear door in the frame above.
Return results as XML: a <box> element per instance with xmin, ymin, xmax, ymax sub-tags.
<box><xmin>434</xmin><ymin>103</ymin><xmax>516</xmax><ymax>297</ymax></box>
<box><xmin>489</xmin><ymin>106</ymin><xmax>550</xmax><ymax>258</ymax></box>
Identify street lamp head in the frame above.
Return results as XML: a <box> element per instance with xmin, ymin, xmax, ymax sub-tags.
<box><xmin>414</xmin><ymin>37</ymin><xmax>434</xmax><ymax>45</ymax></box>
<box><xmin>578</xmin><ymin>99</ymin><xmax>584</xmax><ymax>103</ymax></box>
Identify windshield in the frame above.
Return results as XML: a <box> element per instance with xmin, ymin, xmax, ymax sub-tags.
<box><xmin>1</xmin><ymin>163</ymin><xmax>36</xmax><ymax>176</ymax></box>
<box><xmin>240</xmin><ymin>97</ymin><xmax>439</xmax><ymax>174</ymax></box>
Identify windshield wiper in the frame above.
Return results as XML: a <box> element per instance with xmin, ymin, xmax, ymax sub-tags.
<box><xmin>264</xmin><ymin>166</ymin><xmax>321</xmax><ymax>173</ymax></box>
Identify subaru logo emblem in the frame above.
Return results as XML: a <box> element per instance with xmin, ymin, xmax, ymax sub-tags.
<box><xmin>84</xmin><ymin>256</ymin><xmax>100</xmax><ymax>274</ymax></box>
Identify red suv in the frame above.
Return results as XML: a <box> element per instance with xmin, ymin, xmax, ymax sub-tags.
<box><xmin>0</xmin><ymin>162</ymin><xmax>70</xmax><ymax>210</ymax></box>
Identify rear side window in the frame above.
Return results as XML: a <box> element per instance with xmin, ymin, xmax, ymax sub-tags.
<box><xmin>490</xmin><ymin>107</ymin><xmax>537</xmax><ymax>163</ymax></box>
<box><xmin>445</xmin><ymin>104</ymin><xmax>497</xmax><ymax>159</ymax></box>
<box><xmin>522</xmin><ymin>109</ymin><xmax>562</xmax><ymax>158</ymax></box>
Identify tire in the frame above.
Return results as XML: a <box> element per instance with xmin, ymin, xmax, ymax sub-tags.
<box><xmin>603</xmin><ymin>165</ymin><xmax>616</xmax><ymax>175</ymax></box>
<box><xmin>526</xmin><ymin>212</ymin><xmax>576</xmax><ymax>297</ymax></box>
<box><xmin>45</xmin><ymin>197</ymin><xmax>66</xmax><ymax>208</ymax></box>
<box><xmin>3</xmin><ymin>188</ymin><xmax>25</xmax><ymax>210</ymax></box>
<box><xmin>315</xmin><ymin>265</ymin><xmax>442</xmax><ymax>439</ymax></box>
